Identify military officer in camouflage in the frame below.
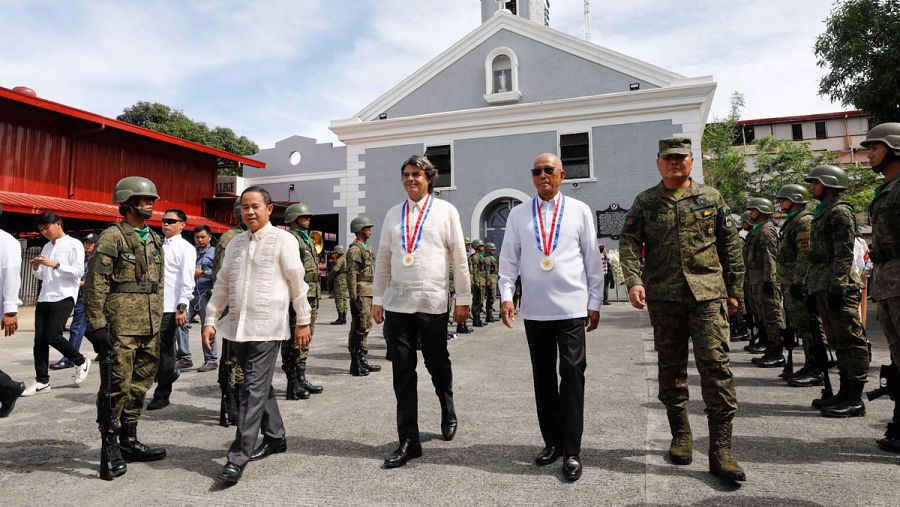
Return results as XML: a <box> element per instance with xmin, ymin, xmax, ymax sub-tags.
<box><xmin>470</xmin><ymin>239</ymin><xmax>486</xmax><ymax>327</ymax></box>
<box><xmin>212</xmin><ymin>199</ymin><xmax>246</xmax><ymax>426</ymax></box>
<box><xmin>330</xmin><ymin>245</ymin><xmax>348</xmax><ymax>325</ymax></box>
<box><xmin>803</xmin><ymin>165</ymin><xmax>869</xmax><ymax>418</ymax></box>
<box><xmin>774</xmin><ymin>185</ymin><xmax>825</xmax><ymax>387</ymax></box>
<box><xmin>860</xmin><ymin>123</ymin><xmax>900</xmax><ymax>451</ymax></box>
<box><xmin>740</xmin><ymin>211</ymin><xmax>766</xmax><ymax>354</ymax></box>
<box><xmin>620</xmin><ymin>136</ymin><xmax>746</xmax><ymax>483</ymax></box>
<box><xmin>484</xmin><ymin>242</ymin><xmax>499</xmax><ymax>323</ymax></box>
<box><xmin>84</xmin><ymin>176</ymin><xmax>168</xmax><ymax>480</ymax></box>
<box><xmin>347</xmin><ymin>215</ymin><xmax>381</xmax><ymax>376</ymax></box>
<box><xmin>745</xmin><ymin>198</ymin><xmax>786</xmax><ymax>368</ymax></box>
<box><xmin>281</xmin><ymin>203</ymin><xmax>324</xmax><ymax>400</ymax></box>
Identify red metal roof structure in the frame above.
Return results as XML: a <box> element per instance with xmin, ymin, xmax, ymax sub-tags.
<box><xmin>0</xmin><ymin>85</ymin><xmax>265</xmax><ymax>233</ymax></box>
<box><xmin>737</xmin><ymin>110</ymin><xmax>866</xmax><ymax>126</ymax></box>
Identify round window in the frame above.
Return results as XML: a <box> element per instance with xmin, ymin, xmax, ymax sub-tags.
<box><xmin>289</xmin><ymin>151</ymin><xmax>302</xmax><ymax>165</ymax></box>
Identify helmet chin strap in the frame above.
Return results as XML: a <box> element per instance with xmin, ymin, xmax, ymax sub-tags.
<box><xmin>126</xmin><ymin>204</ymin><xmax>153</xmax><ymax>220</ymax></box>
<box><xmin>872</xmin><ymin>149</ymin><xmax>898</xmax><ymax>173</ymax></box>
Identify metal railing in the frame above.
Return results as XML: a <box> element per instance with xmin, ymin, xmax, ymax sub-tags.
<box><xmin>19</xmin><ymin>246</ymin><xmax>41</xmax><ymax>307</ymax></box>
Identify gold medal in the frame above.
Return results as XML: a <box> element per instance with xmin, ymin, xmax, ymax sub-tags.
<box><xmin>402</xmin><ymin>253</ymin><xmax>415</xmax><ymax>267</ymax></box>
<box><xmin>540</xmin><ymin>256</ymin><xmax>554</xmax><ymax>271</ymax></box>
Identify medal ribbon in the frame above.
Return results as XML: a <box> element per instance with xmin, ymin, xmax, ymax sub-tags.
<box><xmin>401</xmin><ymin>194</ymin><xmax>434</xmax><ymax>254</ymax></box>
<box><xmin>532</xmin><ymin>193</ymin><xmax>565</xmax><ymax>255</ymax></box>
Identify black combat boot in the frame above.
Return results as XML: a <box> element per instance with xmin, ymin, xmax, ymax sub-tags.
<box><xmin>331</xmin><ymin>312</ymin><xmax>346</xmax><ymax>325</ymax></box>
<box><xmin>100</xmin><ymin>430</ymin><xmax>128</xmax><ymax>480</ymax></box>
<box><xmin>788</xmin><ymin>369</ymin><xmax>824</xmax><ymax>387</ymax></box>
<box><xmin>813</xmin><ymin>374</ymin><xmax>847</xmax><ymax>409</ymax></box>
<box><xmin>485</xmin><ymin>309</ymin><xmax>496</xmax><ymax>323</ymax></box>
<box><xmin>456</xmin><ymin>322</ymin><xmax>472</xmax><ymax>334</ymax></box>
<box><xmin>285</xmin><ymin>364</ymin><xmax>310</xmax><ymax>400</ymax></box>
<box><xmin>119</xmin><ymin>422</ymin><xmax>166</xmax><ymax>462</ymax></box>
<box><xmin>350</xmin><ymin>347</ymin><xmax>369</xmax><ymax>377</ymax></box>
<box><xmin>473</xmin><ymin>314</ymin><xmax>485</xmax><ymax>327</ymax></box>
<box><xmin>297</xmin><ymin>363</ymin><xmax>324</xmax><ymax>394</ymax></box>
<box><xmin>876</xmin><ymin>404</ymin><xmax>900</xmax><ymax>453</ymax></box>
<box><xmin>822</xmin><ymin>380</ymin><xmax>866</xmax><ymax>418</ymax></box>
<box><xmin>359</xmin><ymin>347</ymin><xmax>381</xmax><ymax>372</ymax></box>
<box><xmin>755</xmin><ymin>347</ymin><xmax>786</xmax><ymax>368</ymax></box>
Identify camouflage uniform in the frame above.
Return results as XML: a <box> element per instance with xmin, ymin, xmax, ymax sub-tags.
<box><xmin>347</xmin><ymin>240</ymin><xmax>375</xmax><ymax>354</ymax></box>
<box><xmin>332</xmin><ymin>253</ymin><xmax>349</xmax><ymax>318</ymax></box>
<box><xmin>483</xmin><ymin>250</ymin><xmax>498</xmax><ymax>321</ymax></box>
<box><xmin>85</xmin><ymin>223</ymin><xmax>164</xmax><ymax>426</ymax></box>
<box><xmin>746</xmin><ymin>220</ymin><xmax>784</xmax><ymax>352</ymax></box>
<box><xmin>806</xmin><ymin>197</ymin><xmax>868</xmax><ymax>384</ymax></box>
<box><xmin>281</xmin><ymin>227</ymin><xmax>323</xmax><ymax>398</ymax></box>
<box><xmin>469</xmin><ymin>248</ymin><xmax>485</xmax><ymax>326</ymax></box>
<box><xmin>776</xmin><ymin>210</ymin><xmax>821</xmax><ymax>360</ymax></box>
<box><xmin>620</xmin><ymin>154</ymin><xmax>745</xmax><ymax>481</ymax></box>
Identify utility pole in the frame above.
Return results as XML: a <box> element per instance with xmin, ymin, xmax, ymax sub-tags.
<box><xmin>584</xmin><ymin>0</ymin><xmax>591</xmax><ymax>41</ymax></box>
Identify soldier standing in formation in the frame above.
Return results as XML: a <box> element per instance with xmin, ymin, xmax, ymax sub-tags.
<box><xmin>346</xmin><ymin>215</ymin><xmax>381</xmax><ymax>376</ymax></box>
<box><xmin>745</xmin><ymin>198</ymin><xmax>786</xmax><ymax>369</ymax></box>
<box><xmin>455</xmin><ymin>239</ymin><xmax>473</xmax><ymax>335</ymax></box>
<box><xmin>620</xmin><ymin>136</ymin><xmax>746</xmax><ymax>483</ymax></box>
<box><xmin>804</xmin><ymin>165</ymin><xmax>869</xmax><ymax>418</ymax></box>
<box><xmin>860</xmin><ymin>123</ymin><xmax>900</xmax><ymax>451</ymax></box>
<box><xmin>281</xmin><ymin>203</ymin><xmax>324</xmax><ymax>400</ymax></box>
<box><xmin>469</xmin><ymin>239</ymin><xmax>486</xmax><ymax>327</ymax></box>
<box><xmin>330</xmin><ymin>245</ymin><xmax>348</xmax><ymax>325</ymax></box>
<box><xmin>740</xmin><ymin>211</ymin><xmax>765</xmax><ymax>354</ymax></box>
<box><xmin>727</xmin><ymin>214</ymin><xmax>751</xmax><ymax>343</ymax></box>
<box><xmin>483</xmin><ymin>242</ymin><xmax>498</xmax><ymax>323</ymax></box>
<box><xmin>84</xmin><ymin>176</ymin><xmax>167</xmax><ymax>480</ymax></box>
<box><xmin>774</xmin><ymin>185</ymin><xmax>824</xmax><ymax>387</ymax></box>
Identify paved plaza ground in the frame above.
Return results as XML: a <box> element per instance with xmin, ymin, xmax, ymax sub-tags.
<box><xmin>0</xmin><ymin>298</ymin><xmax>896</xmax><ymax>506</ymax></box>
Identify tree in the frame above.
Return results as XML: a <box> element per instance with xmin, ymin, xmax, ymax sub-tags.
<box><xmin>815</xmin><ymin>0</ymin><xmax>900</xmax><ymax>123</ymax></box>
<box><xmin>117</xmin><ymin>102</ymin><xmax>259</xmax><ymax>176</ymax></box>
<box><xmin>702</xmin><ymin>92</ymin><xmax>749</xmax><ymax>212</ymax></box>
<box><xmin>748</xmin><ymin>137</ymin><xmax>839</xmax><ymax>200</ymax></box>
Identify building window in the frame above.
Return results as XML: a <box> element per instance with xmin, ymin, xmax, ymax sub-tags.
<box><xmin>559</xmin><ymin>133</ymin><xmax>590</xmax><ymax>180</ymax></box>
<box><xmin>815</xmin><ymin>121</ymin><xmax>827</xmax><ymax>139</ymax></box>
<box><xmin>742</xmin><ymin>126</ymin><xmax>755</xmax><ymax>144</ymax></box>
<box><xmin>425</xmin><ymin>145</ymin><xmax>452</xmax><ymax>188</ymax></box>
<box><xmin>504</xmin><ymin>1</ymin><xmax>517</xmax><ymax>15</ymax></box>
<box><xmin>484</xmin><ymin>47</ymin><xmax>521</xmax><ymax>104</ymax></box>
<box><xmin>791</xmin><ymin>123</ymin><xmax>803</xmax><ymax>141</ymax></box>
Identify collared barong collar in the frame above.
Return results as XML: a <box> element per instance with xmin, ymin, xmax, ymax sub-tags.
<box><xmin>248</xmin><ymin>221</ymin><xmax>274</xmax><ymax>241</ymax></box>
<box><xmin>406</xmin><ymin>193</ymin><xmax>430</xmax><ymax>211</ymax></box>
<box><xmin>537</xmin><ymin>191</ymin><xmax>561</xmax><ymax>207</ymax></box>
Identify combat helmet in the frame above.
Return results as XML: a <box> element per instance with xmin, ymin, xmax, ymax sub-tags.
<box><xmin>739</xmin><ymin>211</ymin><xmax>751</xmax><ymax>224</ymax></box>
<box><xmin>804</xmin><ymin>165</ymin><xmax>848</xmax><ymax>190</ymax></box>
<box><xmin>464</xmin><ymin>237</ymin><xmax>471</xmax><ymax>245</ymax></box>
<box><xmin>284</xmin><ymin>202</ymin><xmax>313</xmax><ymax>225</ymax></box>
<box><xmin>775</xmin><ymin>184</ymin><xmax>810</xmax><ymax>205</ymax></box>
<box><xmin>350</xmin><ymin>215</ymin><xmax>374</xmax><ymax>234</ymax></box>
<box><xmin>860</xmin><ymin>122</ymin><xmax>900</xmax><ymax>153</ymax></box>
<box><xmin>113</xmin><ymin>176</ymin><xmax>159</xmax><ymax>204</ymax></box>
<box><xmin>485</xmin><ymin>242</ymin><xmax>496</xmax><ymax>250</ymax></box>
<box><xmin>333</xmin><ymin>245</ymin><xmax>345</xmax><ymax>254</ymax></box>
<box><xmin>471</xmin><ymin>239</ymin><xmax>484</xmax><ymax>248</ymax></box>
<box><xmin>746</xmin><ymin>197</ymin><xmax>774</xmax><ymax>215</ymax></box>
<box><xmin>729</xmin><ymin>213</ymin><xmax>741</xmax><ymax>225</ymax></box>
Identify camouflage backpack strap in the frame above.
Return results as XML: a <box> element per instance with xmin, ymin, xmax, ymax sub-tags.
<box><xmin>113</xmin><ymin>222</ymin><xmax>146</xmax><ymax>282</ymax></box>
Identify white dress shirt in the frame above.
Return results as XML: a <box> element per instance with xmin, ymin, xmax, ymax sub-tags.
<box><xmin>0</xmin><ymin>229</ymin><xmax>22</xmax><ymax>314</ymax></box>
<box><xmin>33</xmin><ymin>234</ymin><xmax>84</xmax><ymax>303</ymax></box>
<box><xmin>373</xmin><ymin>194</ymin><xmax>472</xmax><ymax>314</ymax></box>
<box><xmin>162</xmin><ymin>234</ymin><xmax>197</xmax><ymax>313</ymax></box>
<box><xmin>205</xmin><ymin>222</ymin><xmax>311</xmax><ymax>342</ymax></box>
<box><xmin>499</xmin><ymin>192</ymin><xmax>604</xmax><ymax>320</ymax></box>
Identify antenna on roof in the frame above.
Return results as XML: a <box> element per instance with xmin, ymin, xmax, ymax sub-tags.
<box><xmin>583</xmin><ymin>0</ymin><xmax>591</xmax><ymax>41</ymax></box>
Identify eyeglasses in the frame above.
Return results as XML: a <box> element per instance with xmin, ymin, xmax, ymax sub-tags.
<box><xmin>161</xmin><ymin>218</ymin><xmax>182</xmax><ymax>225</ymax></box>
<box><xmin>531</xmin><ymin>166</ymin><xmax>556</xmax><ymax>176</ymax></box>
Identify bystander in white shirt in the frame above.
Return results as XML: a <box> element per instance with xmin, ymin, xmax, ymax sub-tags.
<box><xmin>499</xmin><ymin>192</ymin><xmax>604</xmax><ymax>320</ymax></box>
<box><xmin>205</xmin><ymin>222</ymin><xmax>311</xmax><ymax>342</ymax></box>
<box><xmin>33</xmin><ymin>234</ymin><xmax>84</xmax><ymax>303</ymax></box>
<box><xmin>163</xmin><ymin>234</ymin><xmax>197</xmax><ymax>313</ymax></box>
<box><xmin>373</xmin><ymin>194</ymin><xmax>472</xmax><ymax>314</ymax></box>
<box><xmin>0</xmin><ymin>229</ymin><xmax>22</xmax><ymax>314</ymax></box>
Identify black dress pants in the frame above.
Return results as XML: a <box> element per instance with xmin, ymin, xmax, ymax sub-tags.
<box><xmin>34</xmin><ymin>298</ymin><xmax>84</xmax><ymax>384</ymax></box>
<box><xmin>524</xmin><ymin>318</ymin><xmax>586</xmax><ymax>456</ymax></box>
<box><xmin>384</xmin><ymin>311</ymin><xmax>454</xmax><ymax>443</ymax></box>
<box><xmin>151</xmin><ymin>313</ymin><xmax>179</xmax><ymax>400</ymax></box>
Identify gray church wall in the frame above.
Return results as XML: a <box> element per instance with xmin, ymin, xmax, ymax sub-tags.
<box><xmin>384</xmin><ymin>29</ymin><xmax>658</xmax><ymax>119</ymax></box>
<box><xmin>359</xmin><ymin>143</ymin><xmax>424</xmax><ymax>249</ymax></box>
<box><xmin>244</xmin><ymin>135</ymin><xmax>346</xmax><ymax>179</ymax></box>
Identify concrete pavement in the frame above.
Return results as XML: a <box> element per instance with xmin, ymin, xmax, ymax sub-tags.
<box><xmin>0</xmin><ymin>300</ymin><xmax>896</xmax><ymax>506</ymax></box>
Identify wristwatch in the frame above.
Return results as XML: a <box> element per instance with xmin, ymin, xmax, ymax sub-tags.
<box><xmin>176</xmin><ymin>303</ymin><xmax>187</xmax><ymax>313</ymax></box>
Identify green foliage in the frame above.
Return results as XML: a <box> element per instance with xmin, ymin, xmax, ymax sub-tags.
<box><xmin>702</xmin><ymin>92</ymin><xmax>749</xmax><ymax>212</ymax></box>
<box><xmin>117</xmin><ymin>102</ymin><xmax>259</xmax><ymax>176</ymax></box>
<box><xmin>844</xmin><ymin>163</ymin><xmax>883</xmax><ymax>214</ymax></box>
<box><xmin>747</xmin><ymin>136</ymin><xmax>839</xmax><ymax>200</ymax></box>
<box><xmin>815</xmin><ymin>0</ymin><xmax>900</xmax><ymax>123</ymax></box>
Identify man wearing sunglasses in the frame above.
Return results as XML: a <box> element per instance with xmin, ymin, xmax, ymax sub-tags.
<box><xmin>147</xmin><ymin>210</ymin><xmax>196</xmax><ymax>410</ymax></box>
<box><xmin>498</xmin><ymin>153</ymin><xmax>604</xmax><ymax>482</ymax></box>
<box><xmin>619</xmin><ymin>136</ymin><xmax>746</xmax><ymax>484</ymax></box>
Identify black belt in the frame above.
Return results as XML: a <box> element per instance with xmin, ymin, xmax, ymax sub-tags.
<box><xmin>357</xmin><ymin>275</ymin><xmax>373</xmax><ymax>282</ymax></box>
<box><xmin>110</xmin><ymin>281</ymin><xmax>159</xmax><ymax>294</ymax></box>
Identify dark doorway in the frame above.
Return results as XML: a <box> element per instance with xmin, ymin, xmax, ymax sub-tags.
<box><xmin>482</xmin><ymin>198</ymin><xmax>520</xmax><ymax>253</ymax></box>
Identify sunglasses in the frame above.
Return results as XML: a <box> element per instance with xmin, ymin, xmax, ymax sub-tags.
<box><xmin>531</xmin><ymin>166</ymin><xmax>556</xmax><ymax>176</ymax></box>
<box><xmin>161</xmin><ymin>218</ymin><xmax>182</xmax><ymax>225</ymax></box>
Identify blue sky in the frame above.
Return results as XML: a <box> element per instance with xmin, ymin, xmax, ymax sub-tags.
<box><xmin>1</xmin><ymin>0</ymin><xmax>844</xmax><ymax>149</ymax></box>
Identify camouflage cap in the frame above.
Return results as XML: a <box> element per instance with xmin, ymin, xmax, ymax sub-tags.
<box><xmin>83</xmin><ymin>233</ymin><xmax>99</xmax><ymax>243</ymax></box>
<box><xmin>658</xmin><ymin>136</ymin><xmax>692</xmax><ymax>157</ymax></box>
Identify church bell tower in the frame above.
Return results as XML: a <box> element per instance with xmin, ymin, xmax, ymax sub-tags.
<box><xmin>481</xmin><ymin>0</ymin><xmax>550</xmax><ymax>26</ymax></box>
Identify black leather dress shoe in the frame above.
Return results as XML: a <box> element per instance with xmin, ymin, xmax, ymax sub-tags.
<box><xmin>251</xmin><ymin>437</ymin><xmax>287</xmax><ymax>461</ymax></box>
<box><xmin>49</xmin><ymin>360</ymin><xmax>73</xmax><ymax>370</ymax></box>
<box><xmin>217</xmin><ymin>462</ymin><xmax>244</xmax><ymax>485</ymax></box>
<box><xmin>383</xmin><ymin>439</ymin><xmax>422</xmax><ymax>468</ymax></box>
<box><xmin>441</xmin><ymin>417</ymin><xmax>458</xmax><ymax>441</ymax></box>
<box><xmin>0</xmin><ymin>382</ymin><xmax>25</xmax><ymax>418</ymax></box>
<box><xmin>146</xmin><ymin>397</ymin><xmax>170</xmax><ymax>410</ymax></box>
<box><xmin>755</xmin><ymin>354</ymin><xmax>786</xmax><ymax>368</ymax></box>
<box><xmin>562</xmin><ymin>455</ymin><xmax>583</xmax><ymax>482</ymax></box>
<box><xmin>534</xmin><ymin>445</ymin><xmax>561</xmax><ymax>466</ymax></box>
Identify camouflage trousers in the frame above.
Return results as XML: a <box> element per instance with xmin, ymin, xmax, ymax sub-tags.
<box><xmin>334</xmin><ymin>279</ymin><xmax>348</xmax><ymax>315</ymax></box>
<box><xmin>348</xmin><ymin>296</ymin><xmax>373</xmax><ymax>350</ymax></box>
<box><xmin>749</xmin><ymin>282</ymin><xmax>784</xmax><ymax>348</ymax></box>
<box><xmin>471</xmin><ymin>284</ymin><xmax>484</xmax><ymax>318</ymax></box>
<box><xmin>814</xmin><ymin>290</ymin><xmax>869</xmax><ymax>383</ymax></box>
<box><xmin>876</xmin><ymin>297</ymin><xmax>900</xmax><ymax>376</ymax></box>
<box><xmin>111</xmin><ymin>333</ymin><xmax>160</xmax><ymax>424</ymax></box>
<box><xmin>285</xmin><ymin>297</ymin><xmax>318</xmax><ymax>366</ymax></box>
<box><xmin>781</xmin><ymin>284</ymin><xmax>824</xmax><ymax>357</ymax></box>
<box><xmin>647</xmin><ymin>299</ymin><xmax>738</xmax><ymax>422</ymax></box>
<box><xmin>485</xmin><ymin>280</ymin><xmax>496</xmax><ymax>312</ymax></box>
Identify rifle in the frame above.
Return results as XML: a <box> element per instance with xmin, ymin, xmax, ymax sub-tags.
<box><xmin>866</xmin><ymin>362</ymin><xmax>899</xmax><ymax>402</ymax></box>
<box><xmin>780</xmin><ymin>326</ymin><xmax>796</xmax><ymax>378</ymax></box>
<box><xmin>743</xmin><ymin>311</ymin><xmax>758</xmax><ymax>351</ymax></box>
<box><xmin>804</xmin><ymin>296</ymin><xmax>835</xmax><ymax>402</ymax></box>
<box><xmin>217</xmin><ymin>338</ymin><xmax>240</xmax><ymax>427</ymax></box>
<box><xmin>98</xmin><ymin>348</ymin><xmax>123</xmax><ymax>480</ymax></box>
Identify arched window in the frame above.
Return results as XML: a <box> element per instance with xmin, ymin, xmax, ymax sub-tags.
<box><xmin>484</xmin><ymin>47</ymin><xmax>521</xmax><ymax>104</ymax></box>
